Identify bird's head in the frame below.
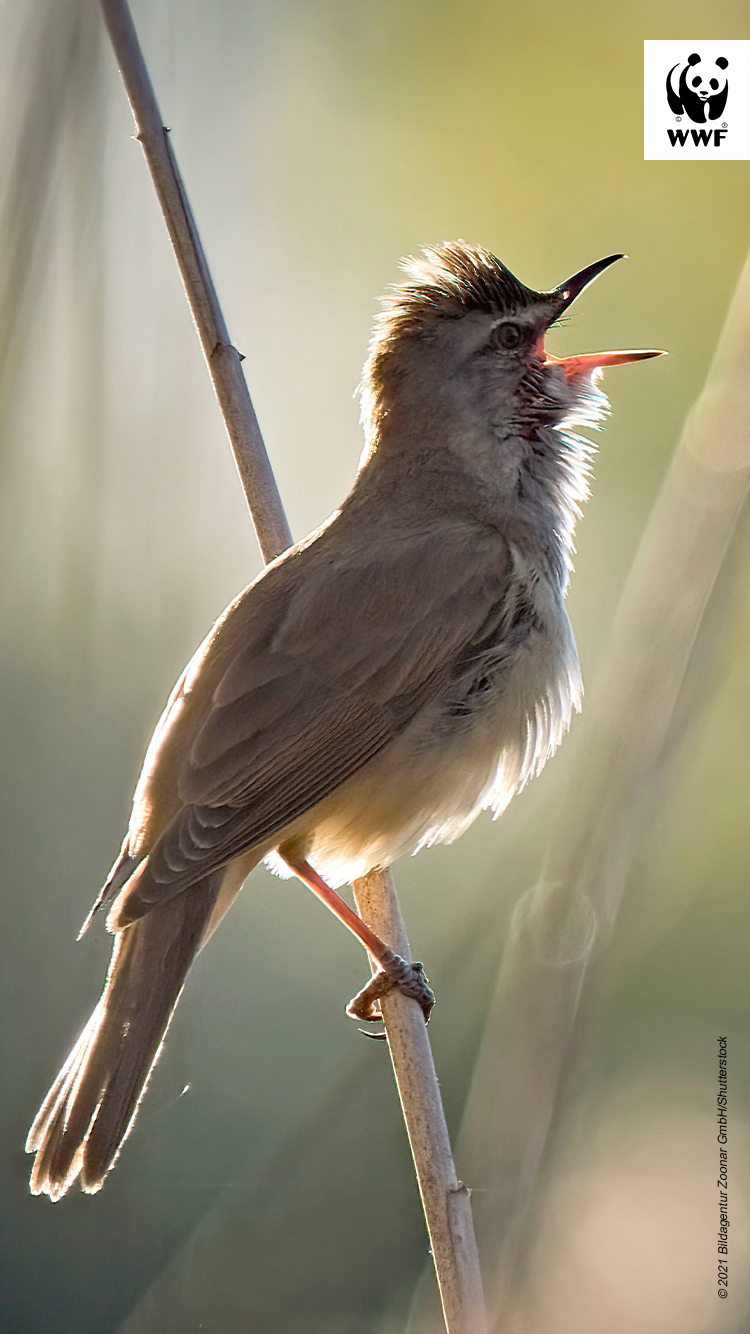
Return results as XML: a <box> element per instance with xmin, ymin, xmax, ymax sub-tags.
<box><xmin>360</xmin><ymin>241</ymin><xmax>662</xmax><ymax>458</ymax></box>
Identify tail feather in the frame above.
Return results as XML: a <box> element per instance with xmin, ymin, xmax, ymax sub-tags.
<box><xmin>27</xmin><ymin>875</ymin><xmax>220</xmax><ymax>1199</ymax></box>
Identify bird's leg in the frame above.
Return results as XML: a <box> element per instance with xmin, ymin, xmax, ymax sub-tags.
<box><xmin>278</xmin><ymin>851</ymin><xmax>434</xmax><ymax>1024</ymax></box>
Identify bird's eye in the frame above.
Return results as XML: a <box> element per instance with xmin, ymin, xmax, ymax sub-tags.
<box><xmin>491</xmin><ymin>322</ymin><xmax>523</xmax><ymax>351</ymax></box>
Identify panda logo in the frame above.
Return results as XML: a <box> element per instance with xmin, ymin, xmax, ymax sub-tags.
<box><xmin>666</xmin><ymin>53</ymin><xmax>729</xmax><ymax>123</ymax></box>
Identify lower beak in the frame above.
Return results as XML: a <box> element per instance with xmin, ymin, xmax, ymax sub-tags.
<box><xmin>544</xmin><ymin>348</ymin><xmax>666</xmax><ymax>380</ymax></box>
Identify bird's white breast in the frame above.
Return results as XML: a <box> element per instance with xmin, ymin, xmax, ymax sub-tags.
<box><xmin>268</xmin><ymin>549</ymin><xmax>581</xmax><ymax>888</ymax></box>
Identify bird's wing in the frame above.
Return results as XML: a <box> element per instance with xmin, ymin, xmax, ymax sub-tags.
<box><xmin>119</xmin><ymin>519</ymin><xmax>512</xmax><ymax>912</ymax></box>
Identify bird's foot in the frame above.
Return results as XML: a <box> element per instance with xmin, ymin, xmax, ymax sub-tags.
<box><xmin>346</xmin><ymin>950</ymin><xmax>435</xmax><ymax>1025</ymax></box>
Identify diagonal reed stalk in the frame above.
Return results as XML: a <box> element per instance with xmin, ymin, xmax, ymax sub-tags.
<box><xmin>98</xmin><ymin>2</ymin><xmax>487</xmax><ymax>1329</ymax></box>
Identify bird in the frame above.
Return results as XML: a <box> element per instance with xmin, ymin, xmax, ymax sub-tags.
<box><xmin>26</xmin><ymin>241</ymin><xmax>662</xmax><ymax>1199</ymax></box>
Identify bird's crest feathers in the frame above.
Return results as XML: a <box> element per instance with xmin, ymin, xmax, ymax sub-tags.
<box><xmin>360</xmin><ymin>240</ymin><xmax>544</xmax><ymax>442</ymax></box>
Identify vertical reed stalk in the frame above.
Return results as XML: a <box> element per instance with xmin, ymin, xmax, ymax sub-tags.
<box><xmin>99</xmin><ymin>2</ymin><xmax>487</xmax><ymax>1328</ymax></box>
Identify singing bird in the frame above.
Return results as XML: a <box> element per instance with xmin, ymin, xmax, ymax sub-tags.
<box><xmin>27</xmin><ymin>242</ymin><xmax>662</xmax><ymax>1198</ymax></box>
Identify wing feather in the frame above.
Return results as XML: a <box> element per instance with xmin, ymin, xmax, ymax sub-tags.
<box><xmin>116</xmin><ymin>516</ymin><xmax>512</xmax><ymax>915</ymax></box>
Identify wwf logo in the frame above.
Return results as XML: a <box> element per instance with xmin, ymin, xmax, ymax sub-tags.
<box><xmin>666</xmin><ymin>52</ymin><xmax>728</xmax><ymax>123</ymax></box>
<box><xmin>644</xmin><ymin>40</ymin><xmax>749</xmax><ymax>161</ymax></box>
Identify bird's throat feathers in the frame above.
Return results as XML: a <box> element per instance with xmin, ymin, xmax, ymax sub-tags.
<box><xmin>535</xmin><ymin>376</ymin><xmax>609</xmax><ymax>588</ymax></box>
<box><xmin>360</xmin><ymin>329</ymin><xmax>609</xmax><ymax>593</ymax></box>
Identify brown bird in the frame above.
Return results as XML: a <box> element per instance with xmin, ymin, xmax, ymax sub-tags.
<box><xmin>26</xmin><ymin>241</ymin><xmax>662</xmax><ymax>1198</ymax></box>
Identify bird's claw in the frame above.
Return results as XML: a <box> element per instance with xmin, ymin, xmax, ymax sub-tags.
<box><xmin>346</xmin><ymin>952</ymin><xmax>435</xmax><ymax>1026</ymax></box>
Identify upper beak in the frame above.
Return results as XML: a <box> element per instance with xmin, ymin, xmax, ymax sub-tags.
<box><xmin>553</xmin><ymin>253</ymin><xmax>625</xmax><ymax>315</ymax></box>
<box><xmin>542</xmin><ymin>254</ymin><xmax>666</xmax><ymax>379</ymax></box>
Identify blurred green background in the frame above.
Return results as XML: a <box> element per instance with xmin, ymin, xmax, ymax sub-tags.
<box><xmin>1</xmin><ymin>1</ymin><xmax>749</xmax><ymax>1330</ymax></box>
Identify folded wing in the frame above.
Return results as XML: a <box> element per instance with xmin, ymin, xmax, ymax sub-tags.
<box><xmin>109</xmin><ymin>516</ymin><xmax>512</xmax><ymax>923</ymax></box>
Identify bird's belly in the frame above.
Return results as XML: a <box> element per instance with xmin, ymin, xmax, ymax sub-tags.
<box><xmin>272</xmin><ymin>605</ymin><xmax>581</xmax><ymax>888</ymax></box>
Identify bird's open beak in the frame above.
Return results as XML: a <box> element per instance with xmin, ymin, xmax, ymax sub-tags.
<box><xmin>541</xmin><ymin>254</ymin><xmax>666</xmax><ymax>379</ymax></box>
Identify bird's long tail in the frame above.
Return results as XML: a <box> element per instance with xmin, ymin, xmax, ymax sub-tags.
<box><xmin>26</xmin><ymin>874</ymin><xmax>220</xmax><ymax>1200</ymax></box>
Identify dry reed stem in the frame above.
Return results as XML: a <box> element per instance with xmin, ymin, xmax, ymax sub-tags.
<box><xmin>99</xmin><ymin>0</ymin><xmax>291</xmax><ymax>564</ymax></box>
<box><xmin>354</xmin><ymin>871</ymin><xmax>489</xmax><ymax>1334</ymax></box>
<box><xmin>99</xmin><ymin>2</ymin><xmax>487</xmax><ymax>1328</ymax></box>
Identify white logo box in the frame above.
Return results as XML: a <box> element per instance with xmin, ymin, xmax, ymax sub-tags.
<box><xmin>644</xmin><ymin>40</ymin><xmax>750</xmax><ymax>161</ymax></box>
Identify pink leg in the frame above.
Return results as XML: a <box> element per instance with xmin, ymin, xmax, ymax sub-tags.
<box><xmin>279</xmin><ymin>851</ymin><xmax>434</xmax><ymax>1024</ymax></box>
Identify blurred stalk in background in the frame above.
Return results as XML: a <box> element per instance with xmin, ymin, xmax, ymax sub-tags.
<box><xmin>418</xmin><ymin>244</ymin><xmax>750</xmax><ymax>1333</ymax></box>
